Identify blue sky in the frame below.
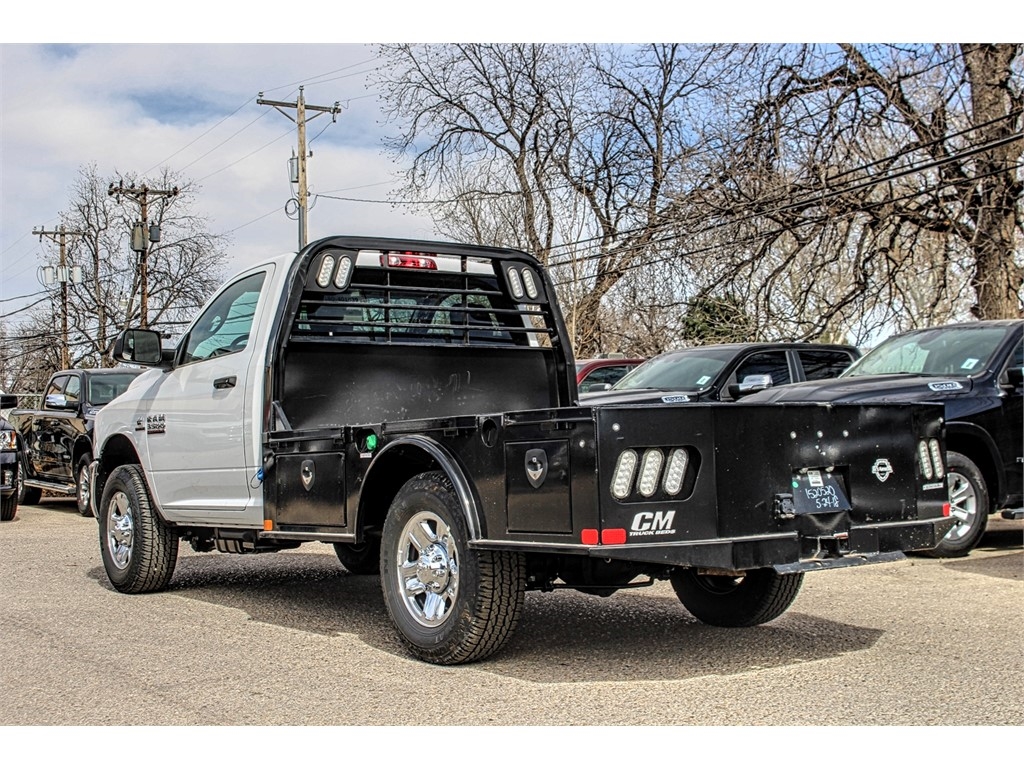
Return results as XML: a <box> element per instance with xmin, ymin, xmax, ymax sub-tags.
<box><xmin>0</xmin><ymin>42</ymin><xmax>441</xmax><ymax>318</ymax></box>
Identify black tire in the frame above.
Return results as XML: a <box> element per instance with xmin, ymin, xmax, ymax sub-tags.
<box><xmin>18</xmin><ymin>454</ymin><xmax>41</xmax><ymax>506</ymax></box>
<box><xmin>98</xmin><ymin>464</ymin><xmax>178</xmax><ymax>593</ymax></box>
<box><xmin>76</xmin><ymin>453</ymin><xmax>94</xmax><ymax>517</ymax></box>
<box><xmin>1</xmin><ymin>490</ymin><xmax>15</xmax><ymax>522</ymax></box>
<box><xmin>670</xmin><ymin>567</ymin><xmax>803</xmax><ymax>627</ymax></box>
<box><xmin>380</xmin><ymin>471</ymin><xmax>525</xmax><ymax>665</ymax></box>
<box><xmin>4</xmin><ymin>461</ymin><xmax>22</xmax><ymax>521</ymax></box>
<box><xmin>333</xmin><ymin>539</ymin><xmax>381</xmax><ymax>575</ymax></box>
<box><xmin>921</xmin><ymin>451</ymin><xmax>989</xmax><ymax>558</ymax></box>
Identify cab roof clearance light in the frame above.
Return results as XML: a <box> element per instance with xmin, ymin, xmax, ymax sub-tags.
<box><xmin>316</xmin><ymin>254</ymin><xmax>336</xmax><ymax>288</ymax></box>
<box><xmin>611</xmin><ymin>449</ymin><xmax>638</xmax><ymax>500</ymax></box>
<box><xmin>506</xmin><ymin>266</ymin><xmax>525</xmax><ymax>300</ymax></box>
<box><xmin>521</xmin><ymin>268</ymin><xmax>540</xmax><ymax>300</ymax></box>
<box><xmin>637</xmin><ymin>449</ymin><xmax>664</xmax><ymax>498</ymax></box>
<box><xmin>333</xmin><ymin>255</ymin><xmax>354</xmax><ymax>289</ymax></box>
<box><xmin>381</xmin><ymin>251</ymin><xmax>437</xmax><ymax>270</ymax></box>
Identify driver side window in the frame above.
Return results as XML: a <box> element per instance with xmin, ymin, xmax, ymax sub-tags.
<box><xmin>182</xmin><ymin>272</ymin><xmax>267</xmax><ymax>364</ymax></box>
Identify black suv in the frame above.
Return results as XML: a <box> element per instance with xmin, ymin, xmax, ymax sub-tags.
<box><xmin>580</xmin><ymin>342</ymin><xmax>860</xmax><ymax>405</ymax></box>
<box><xmin>748</xmin><ymin>320</ymin><xmax>1024</xmax><ymax>557</ymax></box>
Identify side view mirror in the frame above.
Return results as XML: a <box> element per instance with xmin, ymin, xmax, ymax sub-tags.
<box><xmin>728</xmin><ymin>374</ymin><xmax>773</xmax><ymax>400</ymax></box>
<box><xmin>0</xmin><ymin>394</ymin><xmax>16</xmax><ymax>410</ymax></box>
<box><xmin>113</xmin><ymin>329</ymin><xmax>166</xmax><ymax>367</ymax></box>
<box><xmin>44</xmin><ymin>393</ymin><xmax>77</xmax><ymax>410</ymax></box>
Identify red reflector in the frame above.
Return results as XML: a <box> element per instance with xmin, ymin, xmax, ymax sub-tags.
<box><xmin>601</xmin><ymin>528</ymin><xmax>627</xmax><ymax>545</ymax></box>
<box><xmin>942</xmin><ymin>502</ymin><xmax>951</xmax><ymax>517</ymax></box>
<box><xmin>581</xmin><ymin>529</ymin><xmax>599</xmax><ymax>546</ymax></box>
<box><xmin>381</xmin><ymin>251</ymin><xmax>437</xmax><ymax>270</ymax></box>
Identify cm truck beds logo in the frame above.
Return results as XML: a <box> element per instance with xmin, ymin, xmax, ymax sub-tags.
<box><xmin>630</xmin><ymin>510</ymin><xmax>676</xmax><ymax>536</ymax></box>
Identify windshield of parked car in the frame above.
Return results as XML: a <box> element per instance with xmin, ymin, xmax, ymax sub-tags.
<box><xmin>88</xmin><ymin>373</ymin><xmax>142</xmax><ymax>405</ymax></box>
<box><xmin>611</xmin><ymin>347</ymin><xmax>736</xmax><ymax>391</ymax></box>
<box><xmin>842</xmin><ymin>326</ymin><xmax>1012</xmax><ymax>378</ymax></box>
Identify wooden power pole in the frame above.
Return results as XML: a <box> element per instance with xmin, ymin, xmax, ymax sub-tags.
<box><xmin>257</xmin><ymin>86</ymin><xmax>341</xmax><ymax>249</ymax></box>
<box><xmin>34</xmin><ymin>224</ymin><xmax>84</xmax><ymax>370</ymax></box>
<box><xmin>108</xmin><ymin>182</ymin><xmax>179</xmax><ymax>328</ymax></box>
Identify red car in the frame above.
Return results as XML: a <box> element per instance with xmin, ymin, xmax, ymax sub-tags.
<box><xmin>575</xmin><ymin>357</ymin><xmax>645</xmax><ymax>393</ymax></box>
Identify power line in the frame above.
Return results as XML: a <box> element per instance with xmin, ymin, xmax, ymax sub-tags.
<box><xmin>549</xmin><ymin>159</ymin><xmax>1024</xmax><ymax>288</ymax></box>
<box><xmin>546</xmin><ymin>129</ymin><xmax>1024</xmax><ymax>268</ymax></box>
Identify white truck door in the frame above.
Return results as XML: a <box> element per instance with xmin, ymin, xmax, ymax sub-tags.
<box><xmin>143</xmin><ymin>269</ymin><xmax>269</xmax><ymax>519</ymax></box>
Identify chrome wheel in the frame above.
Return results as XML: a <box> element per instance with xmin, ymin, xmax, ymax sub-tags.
<box><xmin>396</xmin><ymin>510</ymin><xmax>460</xmax><ymax>627</ymax></box>
<box><xmin>945</xmin><ymin>469</ymin><xmax>978</xmax><ymax>543</ymax></box>
<box><xmin>106</xmin><ymin>491</ymin><xmax>135</xmax><ymax>571</ymax></box>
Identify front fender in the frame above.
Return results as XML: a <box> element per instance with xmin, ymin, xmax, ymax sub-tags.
<box><xmin>91</xmin><ymin>430</ymin><xmax>145</xmax><ymax>518</ymax></box>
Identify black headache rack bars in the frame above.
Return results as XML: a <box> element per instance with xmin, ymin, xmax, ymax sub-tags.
<box><xmin>287</xmin><ymin>241</ymin><xmax>560</xmax><ymax>348</ymax></box>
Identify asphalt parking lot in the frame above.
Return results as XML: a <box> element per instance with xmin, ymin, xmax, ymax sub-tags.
<box><xmin>2</xmin><ymin>496</ymin><xmax>1022</xmax><ymax>730</ymax></box>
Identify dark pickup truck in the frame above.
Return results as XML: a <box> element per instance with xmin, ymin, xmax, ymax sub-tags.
<box><xmin>8</xmin><ymin>368</ymin><xmax>142</xmax><ymax>515</ymax></box>
<box><xmin>581</xmin><ymin>342</ymin><xmax>860</xmax><ymax>405</ymax></box>
<box><xmin>1</xmin><ymin>395</ymin><xmax>18</xmax><ymax>521</ymax></box>
<box><xmin>749</xmin><ymin>320</ymin><xmax>1024</xmax><ymax>557</ymax></box>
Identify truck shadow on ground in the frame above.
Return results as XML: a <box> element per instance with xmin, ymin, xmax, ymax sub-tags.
<box><xmin>938</xmin><ymin>526</ymin><xmax>1023</xmax><ymax>582</ymax></box>
<box><xmin>94</xmin><ymin>550</ymin><xmax>882</xmax><ymax>684</ymax></box>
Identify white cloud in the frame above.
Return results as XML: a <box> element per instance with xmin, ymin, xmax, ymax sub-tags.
<box><xmin>1</xmin><ymin>43</ymin><xmax>437</xmax><ymax>313</ymax></box>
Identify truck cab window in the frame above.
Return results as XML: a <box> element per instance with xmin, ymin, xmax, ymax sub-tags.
<box><xmin>182</xmin><ymin>272</ymin><xmax>267</xmax><ymax>364</ymax></box>
<box><xmin>63</xmin><ymin>376</ymin><xmax>81</xmax><ymax>404</ymax></box>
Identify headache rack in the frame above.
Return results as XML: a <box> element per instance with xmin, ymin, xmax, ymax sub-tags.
<box><xmin>288</xmin><ymin>250</ymin><xmax>558</xmax><ymax>348</ymax></box>
<box><xmin>273</xmin><ymin>246</ymin><xmax>569</xmax><ymax>430</ymax></box>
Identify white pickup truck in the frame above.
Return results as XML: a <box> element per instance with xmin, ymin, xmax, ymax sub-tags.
<box><xmin>90</xmin><ymin>235</ymin><xmax>954</xmax><ymax>664</ymax></box>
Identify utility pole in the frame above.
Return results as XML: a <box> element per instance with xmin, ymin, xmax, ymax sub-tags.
<box><xmin>34</xmin><ymin>224</ymin><xmax>84</xmax><ymax>370</ymax></box>
<box><xmin>257</xmin><ymin>86</ymin><xmax>341</xmax><ymax>249</ymax></box>
<box><xmin>108</xmin><ymin>182</ymin><xmax>179</xmax><ymax>328</ymax></box>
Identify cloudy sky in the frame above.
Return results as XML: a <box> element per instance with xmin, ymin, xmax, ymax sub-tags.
<box><xmin>0</xmin><ymin>7</ymin><xmax>988</xmax><ymax>327</ymax></box>
<box><xmin>0</xmin><ymin>41</ymin><xmax>443</xmax><ymax>321</ymax></box>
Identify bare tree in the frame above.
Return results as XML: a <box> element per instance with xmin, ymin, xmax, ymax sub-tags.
<box><xmin>702</xmin><ymin>44</ymin><xmax>1022</xmax><ymax>342</ymax></box>
<box><xmin>376</xmin><ymin>43</ymin><xmax>734</xmax><ymax>356</ymax></box>
<box><xmin>4</xmin><ymin>165</ymin><xmax>227</xmax><ymax>387</ymax></box>
<box><xmin>63</xmin><ymin>165</ymin><xmax>226</xmax><ymax>366</ymax></box>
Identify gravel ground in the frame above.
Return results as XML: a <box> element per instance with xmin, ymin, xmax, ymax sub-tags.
<box><xmin>2</xmin><ymin>497</ymin><xmax>1021</xmax><ymax>753</ymax></box>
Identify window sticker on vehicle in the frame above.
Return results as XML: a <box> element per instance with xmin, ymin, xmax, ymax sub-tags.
<box><xmin>696</xmin><ymin>375</ymin><xmax>711</xmax><ymax>386</ymax></box>
<box><xmin>961</xmin><ymin>358</ymin><xmax>979</xmax><ymax>370</ymax></box>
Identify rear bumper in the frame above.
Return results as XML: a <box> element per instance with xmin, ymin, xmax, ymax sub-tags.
<box><xmin>594</xmin><ymin>516</ymin><xmax>956</xmax><ymax>572</ymax></box>
<box><xmin>475</xmin><ymin>516</ymin><xmax>955</xmax><ymax>573</ymax></box>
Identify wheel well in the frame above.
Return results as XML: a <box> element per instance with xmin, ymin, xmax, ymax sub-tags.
<box><xmin>356</xmin><ymin>439</ymin><xmax>486</xmax><ymax>541</ymax></box>
<box><xmin>95</xmin><ymin>434</ymin><xmax>143</xmax><ymax>507</ymax></box>
<box><xmin>945</xmin><ymin>431</ymin><xmax>999</xmax><ymax>513</ymax></box>
<box><xmin>356</xmin><ymin>445</ymin><xmax>439</xmax><ymax>542</ymax></box>
<box><xmin>73</xmin><ymin>436</ymin><xmax>93</xmax><ymax>469</ymax></box>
